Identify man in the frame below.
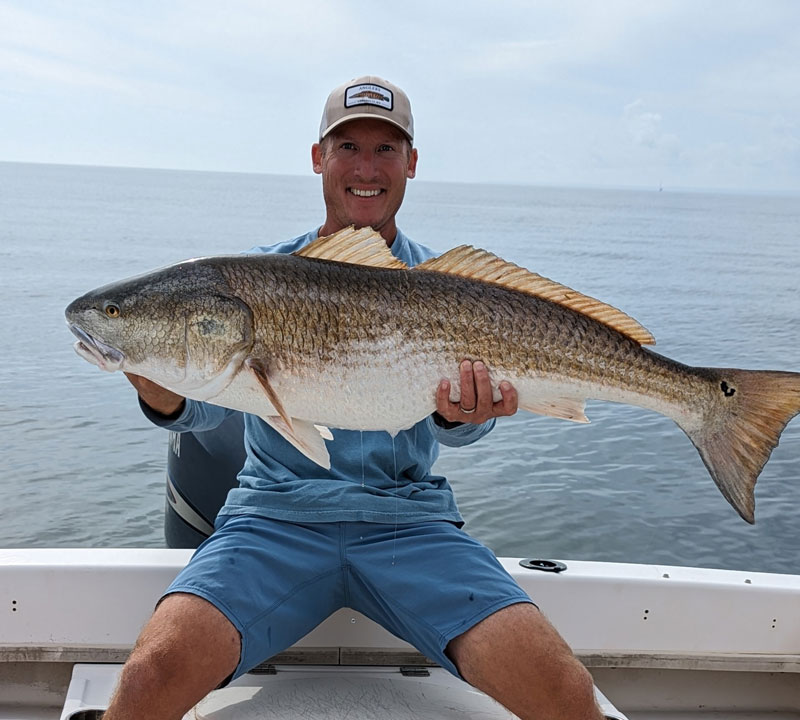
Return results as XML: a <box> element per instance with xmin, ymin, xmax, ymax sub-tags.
<box><xmin>111</xmin><ymin>76</ymin><xmax>603</xmax><ymax>719</ymax></box>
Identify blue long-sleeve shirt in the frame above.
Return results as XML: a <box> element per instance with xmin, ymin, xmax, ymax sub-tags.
<box><xmin>144</xmin><ymin>229</ymin><xmax>495</xmax><ymax>525</ymax></box>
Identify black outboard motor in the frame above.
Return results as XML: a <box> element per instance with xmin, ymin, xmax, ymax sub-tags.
<box><xmin>164</xmin><ymin>412</ymin><xmax>246</xmax><ymax>548</ymax></box>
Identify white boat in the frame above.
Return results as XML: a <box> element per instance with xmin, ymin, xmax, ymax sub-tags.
<box><xmin>2</xmin><ymin>547</ymin><xmax>798</xmax><ymax>718</ymax></box>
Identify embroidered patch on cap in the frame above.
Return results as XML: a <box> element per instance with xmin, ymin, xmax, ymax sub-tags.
<box><xmin>345</xmin><ymin>83</ymin><xmax>393</xmax><ymax>111</ymax></box>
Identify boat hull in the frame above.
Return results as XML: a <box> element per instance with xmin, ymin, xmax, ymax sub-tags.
<box><xmin>2</xmin><ymin>549</ymin><xmax>799</xmax><ymax>718</ymax></box>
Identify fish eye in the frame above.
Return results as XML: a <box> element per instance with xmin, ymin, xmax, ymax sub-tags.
<box><xmin>103</xmin><ymin>301</ymin><xmax>121</xmax><ymax>318</ymax></box>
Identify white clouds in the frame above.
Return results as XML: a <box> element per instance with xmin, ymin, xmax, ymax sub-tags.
<box><xmin>624</xmin><ymin>101</ymin><xmax>664</xmax><ymax>149</ymax></box>
<box><xmin>740</xmin><ymin>116</ymin><xmax>800</xmax><ymax>174</ymax></box>
<box><xmin>0</xmin><ymin>45</ymin><xmax>126</xmax><ymax>93</ymax></box>
<box><xmin>767</xmin><ymin>115</ymin><xmax>800</xmax><ymax>154</ymax></box>
<box><xmin>456</xmin><ymin>2</ymin><xmax>670</xmax><ymax>85</ymax></box>
<box><xmin>623</xmin><ymin>100</ymin><xmax>680</xmax><ymax>157</ymax></box>
<box><xmin>0</xmin><ymin>1</ymin><xmax>798</xmax><ymax>192</ymax></box>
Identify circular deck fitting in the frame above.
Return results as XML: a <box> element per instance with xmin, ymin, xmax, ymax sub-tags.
<box><xmin>519</xmin><ymin>558</ymin><xmax>568</xmax><ymax>573</ymax></box>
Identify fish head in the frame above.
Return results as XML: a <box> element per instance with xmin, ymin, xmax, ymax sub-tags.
<box><xmin>65</xmin><ymin>259</ymin><xmax>255</xmax><ymax>397</ymax></box>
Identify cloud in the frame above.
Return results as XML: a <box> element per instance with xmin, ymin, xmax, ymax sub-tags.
<box><xmin>766</xmin><ymin>114</ymin><xmax>800</xmax><ymax>154</ymax></box>
<box><xmin>624</xmin><ymin>100</ymin><xmax>662</xmax><ymax>148</ymax></box>
<box><xmin>1</xmin><ymin>0</ymin><xmax>799</xmax><ymax>192</ymax></box>
<box><xmin>623</xmin><ymin>100</ymin><xmax>680</xmax><ymax>157</ymax></box>
<box><xmin>742</xmin><ymin>115</ymin><xmax>800</xmax><ymax>172</ymax></box>
<box><xmin>0</xmin><ymin>46</ymin><xmax>129</xmax><ymax>93</ymax></box>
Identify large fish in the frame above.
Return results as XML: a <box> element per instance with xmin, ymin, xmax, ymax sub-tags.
<box><xmin>65</xmin><ymin>227</ymin><xmax>800</xmax><ymax>523</ymax></box>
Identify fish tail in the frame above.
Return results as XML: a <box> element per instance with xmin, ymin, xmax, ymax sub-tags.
<box><xmin>682</xmin><ymin>369</ymin><xmax>800</xmax><ymax>523</ymax></box>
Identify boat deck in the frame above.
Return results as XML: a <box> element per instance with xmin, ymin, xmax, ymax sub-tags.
<box><xmin>2</xmin><ymin>658</ymin><xmax>798</xmax><ymax>719</ymax></box>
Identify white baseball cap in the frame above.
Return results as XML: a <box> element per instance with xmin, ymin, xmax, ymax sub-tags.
<box><xmin>319</xmin><ymin>75</ymin><xmax>414</xmax><ymax>142</ymax></box>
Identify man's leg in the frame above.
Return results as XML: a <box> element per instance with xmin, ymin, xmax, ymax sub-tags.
<box><xmin>346</xmin><ymin>522</ymin><xmax>604</xmax><ymax>719</ymax></box>
<box><xmin>103</xmin><ymin>592</ymin><xmax>241</xmax><ymax>720</ymax></box>
<box><xmin>447</xmin><ymin>602</ymin><xmax>604</xmax><ymax>720</ymax></box>
<box><xmin>104</xmin><ymin>517</ymin><xmax>347</xmax><ymax>720</ymax></box>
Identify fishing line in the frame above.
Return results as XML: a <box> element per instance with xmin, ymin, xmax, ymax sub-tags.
<box><xmin>360</xmin><ymin>430</ymin><xmax>365</xmax><ymax>488</ymax></box>
<box><xmin>391</xmin><ymin>433</ymin><xmax>398</xmax><ymax>566</ymax></box>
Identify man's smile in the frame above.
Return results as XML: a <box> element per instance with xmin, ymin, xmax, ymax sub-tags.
<box><xmin>349</xmin><ymin>188</ymin><xmax>383</xmax><ymax>197</ymax></box>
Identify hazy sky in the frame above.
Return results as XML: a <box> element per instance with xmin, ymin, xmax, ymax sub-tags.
<box><xmin>2</xmin><ymin>1</ymin><xmax>799</xmax><ymax>193</ymax></box>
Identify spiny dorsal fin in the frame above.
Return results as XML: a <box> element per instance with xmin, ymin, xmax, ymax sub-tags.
<box><xmin>294</xmin><ymin>226</ymin><xmax>408</xmax><ymax>270</ymax></box>
<box><xmin>416</xmin><ymin>245</ymin><xmax>655</xmax><ymax>345</ymax></box>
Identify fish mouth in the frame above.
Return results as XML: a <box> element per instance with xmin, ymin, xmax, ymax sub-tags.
<box><xmin>68</xmin><ymin>323</ymin><xmax>125</xmax><ymax>372</ymax></box>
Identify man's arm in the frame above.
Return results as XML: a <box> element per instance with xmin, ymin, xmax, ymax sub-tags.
<box><xmin>124</xmin><ymin>372</ymin><xmax>233</xmax><ymax>432</ymax></box>
<box><xmin>125</xmin><ymin>373</ymin><xmax>185</xmax><ymax>417</ymax></box>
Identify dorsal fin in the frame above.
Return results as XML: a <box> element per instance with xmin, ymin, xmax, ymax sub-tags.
<box><xmin>294</xmin><ymin>226</ymin><xmax>408</xmax><ymax>270</ymax></box>
<box><xmin>416</xmin><ymin>246</ymin><xmax>655</xmax><ymax>345</ymax></box>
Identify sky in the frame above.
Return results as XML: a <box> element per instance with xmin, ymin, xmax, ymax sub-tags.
<box><xmin>2</xmin><ymin>0</ymin><xmax>799</xmax><ymax>193</ymax></box>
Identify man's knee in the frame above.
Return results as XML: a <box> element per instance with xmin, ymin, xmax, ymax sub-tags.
<box><xmin>123</xmin><ymin>592</ymin><xmax>241</xmax><ymax>691</ymax></box>
<box><xmin>447</xmin><ymin>602</ymin><xmax>601</xmax><ymax>719</ymax></box>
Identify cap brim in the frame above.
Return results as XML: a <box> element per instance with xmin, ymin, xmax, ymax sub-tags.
<box><xmin>320</xmin><ymin>113</ymin><xmax>413</xmax><ymax>142</ymax></box>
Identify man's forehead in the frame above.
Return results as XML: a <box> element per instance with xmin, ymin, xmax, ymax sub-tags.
<box><xmin>327</xmin><ymin>118</ymin><xmax>410</xmax><ymax>143</ymax></box>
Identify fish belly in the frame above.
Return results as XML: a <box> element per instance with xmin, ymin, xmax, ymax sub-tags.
<box><xmin>204</xmin><ymin>343</ymin><xmax>448</xmax><ymax>432</ymax></box>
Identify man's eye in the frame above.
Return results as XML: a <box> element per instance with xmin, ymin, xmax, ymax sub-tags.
<box><xmin>340</xmin><ymin>142</ymin><xmax>356</xmax><ymax>150</ymax></box>
<box><xmin>378</xmin><ymin>144</ymin><xmax>394</xmax><ymax>152</ymax></box>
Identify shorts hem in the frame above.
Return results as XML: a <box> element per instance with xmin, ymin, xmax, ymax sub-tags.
<box><xmin>162</xmin><ymin>585</ymin><xmax>250</xmax><ymax>680</ymax></box>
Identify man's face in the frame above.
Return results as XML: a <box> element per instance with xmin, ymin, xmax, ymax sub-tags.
<box><xmin>312</xmin><ymin>118</ymin><xmax>418</xmax><ymax>243</ymax></box>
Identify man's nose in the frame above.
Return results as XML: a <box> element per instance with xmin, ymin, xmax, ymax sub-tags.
<box><xmin>353</xmin><ymin>150</ymin><xmax>379</xmax><ymax>179</ymax></box>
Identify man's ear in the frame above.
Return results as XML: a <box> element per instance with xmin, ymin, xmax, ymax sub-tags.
<box><xmin>407</xmin><ymin>147</ymin><xmax>418</xmax><ymax>179</ymax></box>
<box><xmin>311</xmin><ymin>143</ymin><xmax>323</xmax><ymax>175</ymax></box>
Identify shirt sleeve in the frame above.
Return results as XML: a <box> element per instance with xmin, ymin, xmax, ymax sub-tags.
<box><xmin>425</xmin><ymin>414</ymin><xmax>496</xmax><ymax>447</ymax></box>
<box><xmin>138</xmin><ymin>396</ymin><xmax>234</xmax><ymax>432</ymax></box>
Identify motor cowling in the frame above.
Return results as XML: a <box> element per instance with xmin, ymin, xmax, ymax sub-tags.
<box><xmin>164</xmin><ymin>412</ymin><xmax>246</xmax><ymax>548</ymax></box>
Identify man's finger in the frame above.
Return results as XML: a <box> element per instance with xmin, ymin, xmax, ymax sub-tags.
<box><xmin>436</xmin><ymin>378</ymin><xmax>453</xmax><ymax>411</ymax></box>
<box><xmin>472</xmin><ymin>360</ymin><xmax>495</xmax><ymax>413</ymax></box>
<box><xmin>458</xmin><ymin>360</ymin><xmax>477</xmax><ymax>412</ymax></box>
<box><xmin>493</xmin><ymin>380</ymin><xmax>518</xmax><ymax>417</ymax></box>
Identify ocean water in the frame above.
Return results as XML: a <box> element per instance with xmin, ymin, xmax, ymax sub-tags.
<box><xmin>1</xmin><ymin>161</ymin><xmax>798</xmax><ymax>574</ymax></box>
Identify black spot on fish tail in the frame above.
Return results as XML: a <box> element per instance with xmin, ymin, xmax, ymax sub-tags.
<box><xmin>720</xmin><ymin>381</ymin><xmax>736</xmax><ymax>397</ymax></box>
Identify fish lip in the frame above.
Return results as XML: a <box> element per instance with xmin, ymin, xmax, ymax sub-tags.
<box><xmin>68</xmin><ymin>323</ymin><xmax>125</xmax><ymax>371</ymax></box>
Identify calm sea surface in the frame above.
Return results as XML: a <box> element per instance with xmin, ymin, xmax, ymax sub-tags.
<box><xmin>1</xmin><ymin>161</ymin><xmax>798</xmax><ymax>573</ymax></box>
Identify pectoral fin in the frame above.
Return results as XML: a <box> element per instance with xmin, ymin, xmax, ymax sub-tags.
<box><xmin>245</xmin><ymin>356</ymin><xmax>333</xmax><ymax>468</ymax></box>
<box><xmin>519</xmin><ymin>396</ymin><xmax>589</xmax><ymax>423</ymax></box>
<box><xmin>245</xmin><ymin>357</ymin><xmax>293</xmax><ymax>427</ymax></box>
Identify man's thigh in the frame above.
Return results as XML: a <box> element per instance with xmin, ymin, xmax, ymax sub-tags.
<box><xmin>344</xmin><ymin>521</ymin><xmax>533</xmax><ymax>676</ymax></box>
<box><xmin>448</xmin><ymin>602</ymin><xmax>602</xmax><ymax>719</ymax></box>
<box><xmin>164</xmin><ymin>515</ymin><xmax>347</xmax><ymax>677</ymax></box>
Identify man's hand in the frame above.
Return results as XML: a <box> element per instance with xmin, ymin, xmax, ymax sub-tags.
<box><xmin>124</xmin><ymin>372</ymin><xmax>185</xmax><ymax>417</ymax></box>
<box><xmin>435</xmin><ymin>360</ymin><xmax>518</xmax><ymax>425</ymax></box>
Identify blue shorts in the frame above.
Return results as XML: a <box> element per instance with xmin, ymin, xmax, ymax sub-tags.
<box><xmin>164</xmin><ymin>515</ymin><xmax>533</xmax><ymax>679</ymax></box>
